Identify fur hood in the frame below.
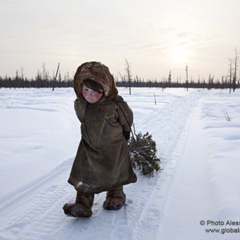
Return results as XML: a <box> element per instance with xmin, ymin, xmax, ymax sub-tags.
<box><xmin>73</xmin><ymin>61</ymin><xmax>118</xmax><ymax>100</ymax></box>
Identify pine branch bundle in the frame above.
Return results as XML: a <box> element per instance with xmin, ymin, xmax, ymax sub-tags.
<box><xmin>129</xmin><ymin>131</ymin><xmax>161</xmax><ymax>175</ymax></box>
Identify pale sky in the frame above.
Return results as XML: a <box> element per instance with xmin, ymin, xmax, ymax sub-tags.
<box><xmin>1</xmin><ymin>0</ymin><xmax>239</xmax><ymax>81</ymax></box>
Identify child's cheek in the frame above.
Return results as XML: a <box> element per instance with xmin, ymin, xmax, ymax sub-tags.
<box><xmin>82</xmin><ymin>91</ymin><xmax>87</xmax><ymax>98</ymax></box>
<box><xmin>95</xmin><ymin>92</ymin><xmax>103</xmax><ymax>99</ymax></box>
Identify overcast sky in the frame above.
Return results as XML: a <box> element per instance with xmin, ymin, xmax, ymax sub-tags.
<box><xmin>1</xmin><ymin>0</ymin><xmax>239</xmax><ymax>81</ymax></box>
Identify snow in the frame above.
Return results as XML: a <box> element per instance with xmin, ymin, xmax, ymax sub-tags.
<box><xmin>0</xmin><ymin>87</ymin><xmax>239</xmax><ymax>240</ymax></box>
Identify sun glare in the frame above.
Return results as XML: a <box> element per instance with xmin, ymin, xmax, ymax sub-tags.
<box><xmin>172</xmin><ymin>46</ymin><xmax>191</xmax><ymax>64</ymax></box>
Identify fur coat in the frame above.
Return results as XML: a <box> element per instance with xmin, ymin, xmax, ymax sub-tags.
<box><xmin>68</xmin><ymin>62</ymin><xmax>137</xmax><ymax>194</ymax></box>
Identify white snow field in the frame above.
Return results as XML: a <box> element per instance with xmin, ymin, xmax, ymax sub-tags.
<box><xmin>0</xmin><ymin>87</ymin><xmax>239</xmax><ymax>240</ymax></box>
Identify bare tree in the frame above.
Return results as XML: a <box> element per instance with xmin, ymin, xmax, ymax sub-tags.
<box><xmin>52</xmin><ymin>62</ymin><xmax>60</xmax><ymax>91</ymax></box>
<box><xmin>168</xmin><ymin>70</ymin><xmax>171</xmax><ymax>86</ymax></box>
<box><xmin>125</xmin><ymin>58</ymin><xmax>132</xmax><ymax>95</ymax></box>
<box><xmin>228</xmin><ymin>58</ymin><xmax>233</xmax><ymax>93</ymax></box>
<box><xmin>185</xmin><ymin>65</ymin><xmax>189</xmax><ymax>91</ymax></box>
<box><xmin>42</xmin><ymin>63</ymin><xmax>49</xmax><ymax>81</ymax></box>
<box><xmin>233</xmin><ymin>48</ymin><xmax>239</xmax><ymax>92</ymax></box>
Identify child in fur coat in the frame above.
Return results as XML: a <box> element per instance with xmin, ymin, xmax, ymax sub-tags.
<box><xmin>63</xmin><ymin>61</ymin><xmax>137</xmax><ymax>217</ymax></box>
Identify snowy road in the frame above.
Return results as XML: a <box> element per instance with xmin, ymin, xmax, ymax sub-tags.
<box><xmin>0</xmin><ymin>88</ymin><xmax>239</xmax><ymax>240</ymax></box>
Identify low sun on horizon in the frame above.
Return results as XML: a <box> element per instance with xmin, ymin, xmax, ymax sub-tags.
<box><xmin>171</xmin><ymin>45</ymin><xmax>192</xmax><ymax>65</ymax></box>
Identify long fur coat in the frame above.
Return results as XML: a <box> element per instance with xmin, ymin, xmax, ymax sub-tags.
<box><xmin>68</xmin><ymin>62</ymin><xmax>137</xmax><ymax>194</ymax></box>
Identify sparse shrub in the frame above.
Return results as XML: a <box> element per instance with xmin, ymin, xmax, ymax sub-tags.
<box><xmin>223</xmin><ymin>110</ymin><xmax>231</xmax><ymax>121</ymax></box>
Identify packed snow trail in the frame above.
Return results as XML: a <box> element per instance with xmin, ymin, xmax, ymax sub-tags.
<box><xmin>1</xmin><ymin>88</ymin><xmax>239</xmax><ymax>240</ymax></box>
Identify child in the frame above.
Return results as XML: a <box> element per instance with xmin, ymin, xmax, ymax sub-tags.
<box><xmin>63</xmin><ymin>61</ymin><xmax>137</xmax><ymax>217</ymax></box>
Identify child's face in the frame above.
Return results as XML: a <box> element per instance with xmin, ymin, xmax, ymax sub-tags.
<box><xmin>82</xmin><ymin>84</ymin><xmax>103</xmax><ymax>104</ymax></box>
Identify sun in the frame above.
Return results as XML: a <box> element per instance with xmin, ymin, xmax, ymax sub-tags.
<box><xmin>172</xmin><ymin>46</ymin><xmax>191</xmax><ymax>64</ymax></box>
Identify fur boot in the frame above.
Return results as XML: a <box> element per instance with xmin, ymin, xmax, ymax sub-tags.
<box><xmin>103</xmin><ymin>186</ymin><xmax>126</xmax><ymax>210</ymax></box>
<box><xmin>63</xmin><ymin>192</ymin><xmax>94</xmax><ymax>217</ymax></box>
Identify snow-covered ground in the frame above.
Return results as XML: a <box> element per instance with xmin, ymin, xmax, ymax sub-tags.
<box><xmin>0</xmin><ymin>87</ymin><xmax>239</xmax><ymax>240</ymax></box>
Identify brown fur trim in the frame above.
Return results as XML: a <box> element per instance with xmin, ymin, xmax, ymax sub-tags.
<box><xmin>73</xmin><ymin>62</ymin><xmax>118</xmax><ymax>100</ymax></box>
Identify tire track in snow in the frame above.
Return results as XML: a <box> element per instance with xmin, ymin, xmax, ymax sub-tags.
<box><xmin>0</xmin><ymin>158</ymin><xmax>75</xmax><ymax>240</ymax></box>
<box><xmin>129</xmin><ymin>91</ymin><xmax>203</xmax><ymax>239</ymax></box>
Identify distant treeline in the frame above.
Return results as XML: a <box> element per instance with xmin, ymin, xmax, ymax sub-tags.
<box><xmin>117</xmin><ymin>78</ymin><xmax>239</xmax><ymax>90</ymax></box>
<box><xmin>0</xmin><ymin>76</ymin><xmax>72</xmax><ymax>88</ymax></box>
<box><xmin>0</xmin><ymin>75</ymin><xmax>239</xmax><ymax>90</ymax></box>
